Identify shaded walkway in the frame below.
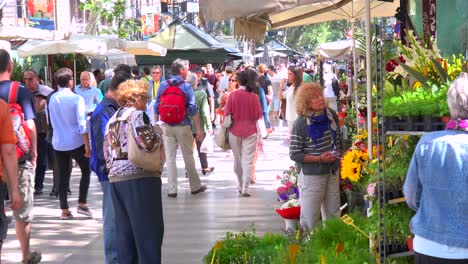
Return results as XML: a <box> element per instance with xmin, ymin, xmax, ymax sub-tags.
<box><xmin>2</xmin><ymin>126</ymin><xmax>292</xmax><ymax>263</ymax></box>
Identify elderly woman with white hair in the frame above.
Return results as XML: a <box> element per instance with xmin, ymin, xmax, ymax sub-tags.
<box><xmin>186</xmin><ymin>73</ymin><xmax>215</xmax><ymax>175</ymax></box>
<box><xmin>403</xmin><ymin>74</ymin><xmax>468</xmax><ymax>264</ymax></box>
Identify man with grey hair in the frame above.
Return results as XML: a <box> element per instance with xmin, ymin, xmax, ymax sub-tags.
<box><xmin>75</xmin><ymin>71</ymin><xmax>103</xmax><ymax>115</ymax></box>
<box><xmin>154</xmin><ymin>59</ymin><xmax>207</xmax><ymax>198</ymax></box>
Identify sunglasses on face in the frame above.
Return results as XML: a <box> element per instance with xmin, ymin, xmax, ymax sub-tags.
<box><xmin>229</xmin><ymin>79</ymin><xmax>237</xmax><ymax>82</ymax></box>
<box><xmin>152</xmin><ymin>72</ymin><xmax>161</xmax><ymax>74</ymax></box>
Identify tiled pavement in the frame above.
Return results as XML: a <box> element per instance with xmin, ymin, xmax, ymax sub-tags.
<box><xmin>2</xmin><ymin>125</ymin><xmax>292</xmax><ymax>264</ymax></box>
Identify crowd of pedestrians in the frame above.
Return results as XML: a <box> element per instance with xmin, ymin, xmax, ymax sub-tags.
<box><xmin>0</xmin><ymin>47</ymin><xmax>346</xmax><ymax>264</ymax></box>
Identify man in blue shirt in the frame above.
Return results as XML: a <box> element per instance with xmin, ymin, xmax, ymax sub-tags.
<box><xmin>75</xmin><ymin>71</ymin><xmax>103</xmax><ymax>115</ymax></box>
<box><xmin>90</xmin><ymin>68</ymin><xmax>130</xmax><ymax>264</ymax></box>
<box><xmin>48</xmin><ymin>67</ymin><xmax>92</xmax><ymax>220</ymax></box>
<box><xmin>154</xmin><ymin>59</ymin><xmax>206</xmax><ymax>198</ymax></box>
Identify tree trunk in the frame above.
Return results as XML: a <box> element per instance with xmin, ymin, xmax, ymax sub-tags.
<box><xmin>85</xmin><ymin>11</ymin><xmax>100</xmax><ymax>35</ymax></box>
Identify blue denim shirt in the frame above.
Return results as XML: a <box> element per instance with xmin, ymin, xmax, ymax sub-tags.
<box><xmin>404</xmin><ymin>130</ymin><xmax>468</xmax><ymax>248</ymax></box>
<box><xmin>89</xmin><ymin>96</ymin><xmax>118</xmax><ymax>182</ymax></box>
<box><xmin>153</xmin><ymin>75</ymin><xmax>199</xmax><ymax>126</ymax></box>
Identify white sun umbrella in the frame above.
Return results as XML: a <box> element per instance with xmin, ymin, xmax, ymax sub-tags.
<box><xmin>17</xmin><ymin>34</ymin><xmax>167</xmax><ymax>85</ymax></box>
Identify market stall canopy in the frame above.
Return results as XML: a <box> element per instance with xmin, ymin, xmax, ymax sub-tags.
<box><xmin>256</xmin><ymin>39</ymin><xmax>302</xmax><ymax>56</ymax></box>
<box><xmin>200</xmin><ymin>0</ymin><xmax>399</xmax><ymax>41</ymax></box>
<box><xmin>253</xmin><ymin>50</ymin><xmax>288</xmax><ymax>58</ymax></box>
<box><xmin>17</xmin><ymin>34</ymin><xmax>167</xmax><ymax>58</ymax></box>
<box><xmin>316</xmin><ymin>38</ymin><xmax>361</xmax><ymax>59</ymax></box>
<box><xmin>0</xmin><ymin>25</ymin><xmax>70</xmax><ymax>41</ymax></box>
<box><xmin>137</xmin><ymin>21</ymin><xmax>240</xmax><ymax>65</ymax></box>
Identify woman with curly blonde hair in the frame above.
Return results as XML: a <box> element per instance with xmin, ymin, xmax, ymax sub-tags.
<box><xmin>104</xmin><ymin>79</ymin><xmax>165</xmax><ymax>263</ymax></box>
<box><xmin>289</xmin><ymin>82</ymin><xmax>343</xmax><ymax>231</ymax></box>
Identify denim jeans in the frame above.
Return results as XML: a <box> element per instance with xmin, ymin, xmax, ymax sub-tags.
<box><xmin>100</xmin><ymin>181</ymin><xmax>118</xmax><ymax>264</ymax></box>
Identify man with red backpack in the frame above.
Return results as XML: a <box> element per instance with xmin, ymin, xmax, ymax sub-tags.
<box><xmin>154</xmin><ymin>58</ymin><xmax>207</xmax><ymax>198</ymax></box>
<box><xmin>0</xmin><ymin>49</ymin><xmax>41</xmax><ymax>264</ymax></box>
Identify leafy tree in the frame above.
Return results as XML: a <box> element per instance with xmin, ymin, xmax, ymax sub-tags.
<box><xmin>80</xmin><ymin>0</ymin><xmax>141</xmax><ymax>39</ymax></box>
<box><xmin>270</xmin><ymin>20</ymin><xmax>352</xmax><ymax>51</ymax></box>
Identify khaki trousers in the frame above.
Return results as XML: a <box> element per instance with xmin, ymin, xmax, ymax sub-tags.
<box><xmin>228</xmin><ymin>132</ymin><xmax>257</xmax><ymax>193</ymax></box>
<box><xmin>298</xmin><ymin>170</ymin><xmax>340</xmax><ymax>231</ymax></box>
<box><xmin>162</xmin><ymin>124</ymin><xmax>202</xmax><ymax>194</ymax></box>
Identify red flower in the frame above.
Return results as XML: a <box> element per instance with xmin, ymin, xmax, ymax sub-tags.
<box><xmin>390</xmin><ymin>59</ymin><xmax>399</xmax><ymax>66</ymax></box>
<box><xmin>398</xmin><ymin>56</ymin><xmax>406</xmax><ymax>63</ymax></box>
<box><xmin>386</xmin><ymin>61</ymin><xmax>396</xmax><ymax>72</ymax></box>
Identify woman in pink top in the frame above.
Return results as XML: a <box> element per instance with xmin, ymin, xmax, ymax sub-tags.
<box><xmin>225</xmin><ymin>69</ymin><xmax>262</xmax><ymax>197</ymax></box>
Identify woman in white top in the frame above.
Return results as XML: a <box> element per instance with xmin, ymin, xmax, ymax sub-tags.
<box><xmin>322</xmin><ymin>64</ymin><xmax>338</xmax><ymax>111</ymax></box>
<box><xmin>282</xmin><ymin>66</ymin><xmax>303</xmax><ymax>134</ymax></box>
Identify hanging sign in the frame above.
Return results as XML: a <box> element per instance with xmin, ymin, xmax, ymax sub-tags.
<box><xmin>422</xmin><ymin>0</ymin><xmax>436</xmax><ymax>47</ymax></box>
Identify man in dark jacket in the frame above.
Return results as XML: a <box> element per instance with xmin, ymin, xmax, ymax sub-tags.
<box><xmin>90</xmin><ymin>67</ymin><xmax>131</xmax><ymax>264</ymax></box>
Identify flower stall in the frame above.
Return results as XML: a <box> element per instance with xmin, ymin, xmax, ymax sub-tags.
<box><xmin>383</xmin><ymin>30</ymin><xmax>466</xmax><ymax>131</ymax></box>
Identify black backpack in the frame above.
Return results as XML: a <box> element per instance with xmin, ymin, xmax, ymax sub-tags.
<box><xmin>332</xmin><ymin>77</ymin><xmax>340</xmax><ymax>97</ymax></box>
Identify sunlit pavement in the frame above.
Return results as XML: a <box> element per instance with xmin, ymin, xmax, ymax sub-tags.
<box><xmin>2</xmin><ymin>123</ymin><xmax>292</xmax><ymax>264</ymax></box>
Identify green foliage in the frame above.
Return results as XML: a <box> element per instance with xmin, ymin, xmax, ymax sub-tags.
<box><xmin>11</xmin><ymin>58</ymin><xmax>31</xmax><ymax>82</ymax></box>
<box><xmin>80</xmin><ymin>0</ymin><xmax>140</xmax><ymax>39</ymax></box>
<box><xmin>383</xmin><ymin>84</ymin><xmax>449</xmax><ymax>117</ymax></box>
<box><xmin>294</xmin><ymin>214</ymin><xmax>374</xmax><ymax>264</ymax></box>
<box><xmin>272</xmin><ymin>20</ymin><xmax>350</xmax><ymax>51</ymax></box>
<box><xmin>203</xmin><ymin>230</ymin><xmax>289</xmax><ymax>264</ymax></box>
<box><xmin>368</xmin><ymin>203</ymin><xmax>414</xmax><ymax>244</ymax></box>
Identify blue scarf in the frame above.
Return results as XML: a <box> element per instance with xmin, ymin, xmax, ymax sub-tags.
<box><xmin>306</xmin><ymin>110</ymin><xmax>337</xmax><ymax>146</ymax></box>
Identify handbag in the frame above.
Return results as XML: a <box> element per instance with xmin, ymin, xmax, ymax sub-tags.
<box><xmin>215</xmin><ymin>114</ymin><xmax>232</xmax><ymax>150</ymax></box>
<box><xmin>127</xmin><ymin>121</ymin><xmax>164</xmax><ymax>174</ymax></box>
<box><xmin>200</xmin><ymin>134</ymin><xmax>214</xmax><ymax>153</ymax></box>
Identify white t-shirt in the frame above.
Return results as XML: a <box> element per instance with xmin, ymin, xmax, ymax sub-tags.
<box><xmin>323</xmin><ymin>72</ymin><xmax>337</xmax><ymax>98</ymax></box>
<box><xmin>284</xmin><ymin>85</ymin><xmax>297</xmax><ymax>122</ymax></box>
<box><xmin>218</xmin><ymin>75</ymin><xmax>230</xmax><ymax>91</ymax></box>
<box><xmin>269</xmin><ymin>74</ymin><xmax>285</xmax><ymax>98</ymax></box>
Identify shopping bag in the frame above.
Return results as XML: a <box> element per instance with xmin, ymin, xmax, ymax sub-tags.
<box><xmin>200</xmin><ymin>134</ymin><xmax>214</xmax><ymax>153</ymax></box>
<box><xmin>257</xmin><ymin>118</ymin><xmax>268</xmax><ymax>139</ymax></box>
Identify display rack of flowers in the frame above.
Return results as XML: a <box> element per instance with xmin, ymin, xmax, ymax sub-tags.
<box><xmin>274</xmin><ymin>166</ymin><xmax>300</xmax><ymax>231</ymax></box>
<box><xmin>364</xmin><ymin>135</ymin><xmax>418</xmax><ymax>260</ymax></box>
<box><xmin>383</xmin><ymin>30</ymin><xmax>467</xmax><ymax>132</ymax></box>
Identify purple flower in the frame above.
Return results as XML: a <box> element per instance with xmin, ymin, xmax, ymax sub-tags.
<box><xmin>278</xmin><ymin>193</ymin><xmax>289</xmax><ymax>201</ymax></box>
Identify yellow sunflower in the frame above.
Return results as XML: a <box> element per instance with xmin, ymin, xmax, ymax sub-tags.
<box><xmin>341</xmin><ymin>162</ymin><xmax>362</xmax><ymax>182</ymax></box>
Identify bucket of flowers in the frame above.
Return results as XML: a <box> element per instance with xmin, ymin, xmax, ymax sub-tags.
<box><xmin>275</xmin><ymin>166</ymin><xmax>300</xmax><ymax>230</ymax></box>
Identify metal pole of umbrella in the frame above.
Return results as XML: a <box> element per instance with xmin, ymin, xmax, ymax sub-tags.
<box><xmin>365</xmin><ymin>0</ymin><xmax>373</xmax><ymax>159</ymax></box>
<box><xmin>74</xmin><ymin>54</ymin><xmax>77</xmax><ymax>88</ymax></box>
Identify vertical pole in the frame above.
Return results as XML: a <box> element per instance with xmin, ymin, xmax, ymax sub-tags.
<box><xmin>365</xmin><ymin>0</ymin><xmax>373</xmax><ymax>159</ymax></box>
<box><xmin>351</xmin><ymin>20</ymin><xmax>359</xmax><ymax>131</ymax></box>
<box><xmin>73</xmin><ymin>54</ymin><xmax>77</xmax><ymax>88</ymax></box>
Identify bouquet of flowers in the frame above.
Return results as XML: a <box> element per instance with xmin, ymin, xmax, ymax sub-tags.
<box><xmin>340</xmin><ymin>141</ymin><xmax>370</xmax><ymax>185</ymax></box>
<box><xmin>275</xmin><ymin>166</ymin><xmax>300</xmax><ymax>219</ymax></box>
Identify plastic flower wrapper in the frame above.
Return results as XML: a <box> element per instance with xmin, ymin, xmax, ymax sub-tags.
<box><xmin>275</xmin><ymin>166</ymin><xmax>300</xmax><ymax>209</ymax></box>
<box><xmin>280</xmin><ymin>198</ymin><xmax>300</xmax><ymax>209</ymax></box>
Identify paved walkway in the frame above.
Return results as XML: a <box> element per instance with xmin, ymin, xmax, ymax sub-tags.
<box><xmin>2</xmin><ymin>126</ymin><xmax>292</xmax><ymax>264</ymax></box>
